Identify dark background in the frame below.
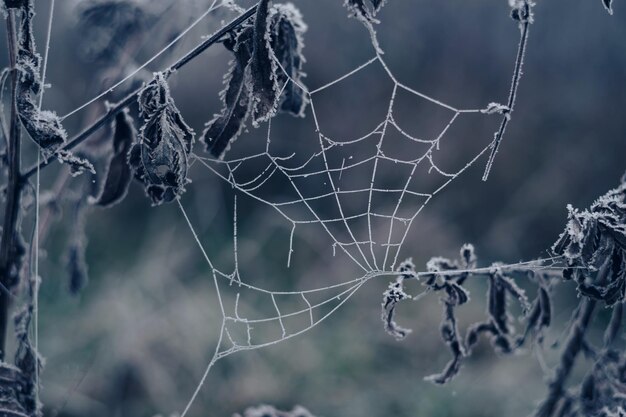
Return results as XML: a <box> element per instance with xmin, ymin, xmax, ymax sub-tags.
<box><xmin>1</xmin><ymin>0</ymin><xmax>626</xmax><ymax>416</ymax></box>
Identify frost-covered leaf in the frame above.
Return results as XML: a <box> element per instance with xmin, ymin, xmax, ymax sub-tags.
<box><xmin>603</xmin><ymin>0</ymin><xmax>614</xmax><ymax>15</ymax></box>
<box><xmin>203</xmin><ymin>2</ymin><xmax>308</xmax><ymax>158</ymax></box>
<box><xmin>553</xmin><ymin>176</ymin><xmax>626</xmax><ymax>304</ymax></box>
<box><xmin>381</xmin><ymin>259</ymin><xmax>415</xmax><ymax>340</ymax></box>
<box><xmin>90</xmin><ymin>109</ymin><xmax>135</xmax><ymax>207</ymax></box>
<box><xmin>129</xmin><ymin>73</ymin><xmax>194</xmax><ymax>205</ymax></box>
<box><xmin>343</xmin><ymin>0</ymin><xmax>387</xmax><ymax>23</ymax></box>
<box><xmin>249</xmin><ymin>0</ymin><xmax>277</xmax><ymax>125</ymax></box>
<box><xmin>268</xmin><ymin>3</ymin><xmax>308</xmax><ymax>117</ymax></box>
<box><xmin>15</xmin><ymin>0</ymin><xmax>66</xmax><ymax>153</ymax></box>
<box><xmin>481</xmin><ymin>102</ymin><xmax>511</xmax><ymax>119</ymax></box>
<box><xmin>460</xmin><ymin>243</ymin><xmax>477</xmax><ymax>268</ymax></box>
<box><xmin>17</xmin><ymin>103</ymin><xmax>67</xmax><ymax>153</ymax></box>
<box><xmin>56</xmin><ymin>150</ymin><xmax>96</xmax><ymax>177</ymax></box>
<box><xmin>249</xmin><ymin>1</ymin><xmax>308</xmax><ymax>124</ymax></box>
<box><xmin>425</xmin><ymin>290</ymin><xmax>465</xmax><ymax>385</ymax></box>
<box><xmin>509</xmin><ymin>0</ymin><xmax>535</xmax><ymax>24</ymax></box>
<box><xmin>202</xmin><ymin>27</ymin><xmax>254</xmax><ymax>158</ymax></box>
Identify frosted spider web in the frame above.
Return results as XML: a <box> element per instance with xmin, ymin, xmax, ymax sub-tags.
<box><xmin>172</xmin><ymin>8</ymin><xmax>550</xmax><ymax>416</ymax></box>
<box><xmin>25</xmin><ymin>1</ymin><xmax>560</xmax><ymax>416</ymax></box>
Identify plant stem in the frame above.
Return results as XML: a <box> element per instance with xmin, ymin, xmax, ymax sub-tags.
<box><xmin>0</xmin><ymin>9</ymin><xmax>22</xmax><ymax>361</ymax></box>
<box><xmin>21</xmin><ymin>3</ymin><xmax>258</xmax><ymax>181</ymax></box>
<box><xmin>533</xmin><ymin>297</ymin><xmax>596</xmax><ymax>417</ymax></box>
<box><xmin>482</xmin><ymin>15</ymin><xmax>530</xmax><ymax>181</ymax></box>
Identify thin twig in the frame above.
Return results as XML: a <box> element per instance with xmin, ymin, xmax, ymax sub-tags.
<box><xmin>0</xmin><ymin>9</ymin><xmax>22</xmax><ymax>361</ymax></box>
<box><xmin>21</xmin><ymin>3</ymin><xmax>258</xmax><ymax>181</ymax></box>
<box><xmin>482</xmin><ymin>15</ymin><xmax>531</xmax><ymax>181</ymax></box>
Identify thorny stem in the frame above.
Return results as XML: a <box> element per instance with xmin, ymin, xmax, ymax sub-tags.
<box><xmin>0</xmin><ymin>9</ymin><xmax>22</xmax><ymax>361</ymax></box>
<box><xmin>21</xmin><ymin>3</ymin><xmax>258</xmax><ymax>181</ymax></box>
<box><xmin>482</xmin><ymin>15</ymin><xmax>530</xmax><ymax>181</ymax></box>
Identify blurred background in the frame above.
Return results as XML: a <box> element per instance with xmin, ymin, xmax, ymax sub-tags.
<box><xmin>1</xmin><ymin>0</ymin><xmax>626</xmax><ymax>416</ymax></box>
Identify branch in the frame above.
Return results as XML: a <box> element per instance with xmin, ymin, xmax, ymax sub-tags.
<box><xmin>21</xmin><ymin>3</ymin><xmax>258</xmax><ymax>181</ymax></box>
<box><xmin>482</xmin><ymin>11</ymin><xmax>531</xmax><ymax>181</ymax></box>
<box><xmin>0</xmin><ymin>9</ymin><xmax>22</xmax><ymax>361</ymax></box>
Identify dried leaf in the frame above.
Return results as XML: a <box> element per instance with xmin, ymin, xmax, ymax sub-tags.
<box><xmin>203</xmin><ymin>3</ymin><xmax>307</xmax><ymax>158</ymax></box>
<box><xmin>90</xmin><ymin>109</ymin><xmax>135</xmax><ymax>207</ymax></box>
<box><xmin>249</xmin><ymin>0</ymin><xmax>277</xmax><ymax>125</ymax></box>
<box><xmin>15</xmin><ymin>0</ymin><xmax>66</xmax><ymax>153</ymax></box>
<box><xmin>268</xmin><ymin>3</ymin><xmax>308</xmax><ymax>117</ymax></box>
<box><xmin>202</xmin><ymin>27</ymin><xmax>254</xmax><ymax>158</ymax></box>
<box><xmin>381</xmin><ymin>259</ymin><xmax>415</xmax><ymax>340</ymax></box>
<box><xmin>381</xmin><ymin>279</ymin><xmax>412</xmax><ymax>340</ymax></box>
<box><xmin>129</xmin><ymin>73</ymin><xmax>194</xmax><ymax>205</ymax></box>
<box><xmin>425</xmin><ymin>293</ymin><xmax>465</xmax><ymax>385</ymax></box>
<box><xmin>56</xmin><ymin>150</ymin><xmax>96</xmax><ymax>177</ymax></box>
<box><xmin>343</xmin><ymin>0</ymin><xmax>387</xmax><ymax>23</ymax></box>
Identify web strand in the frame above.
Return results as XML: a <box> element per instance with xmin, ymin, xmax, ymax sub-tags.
<box><xmin>60</xmin><ymin>0</ymin><xmax>222</xmax><ymax>121</ymax></box>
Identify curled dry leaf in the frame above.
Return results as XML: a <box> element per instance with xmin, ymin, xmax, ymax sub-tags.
<box><xmin>381</xmin><ymin>259</ymin><xmax>414</xmax><ymax>340</ymax></box>
<box><xmin>268</xmin><ymin>3</ymin><xmax>308</xmax><ymax>117</ymax></box>
<box><xmin>203</xmin><ymin>27</ymin><xmax>254</xmax><ymax>158</ymax></box>
<box><xmin>15</xmin><ymin>0</ymin><xmax>66</xmax><ymax>154</ymax></box>
<box><xmin>89</xmin><ymin>109</ymin><xmax>136</xmax><ymax>207</ymax></box>
<box><xmin>203</xmin><ymin>1</ymin><xmax>308</xmax><ymax>158</ymax></box>
<box><xmin>129</xmin><ymin>72</ymin><xmax>194</xmax><ymax>205</ymax></box>
<box><xmin>552</xmin><ymin>176</ymin><xmax>626</xmax><ymax>305</ymax></box>
<box><xmin>249</xmin><ymin>0</ymin><xmax>276</xmax><ymax>124</ymax></box>
<box><xmin>56</xmin><ymin>150</ymin><xmax>96</xmax><ymax>177</ymax></box>
<box><xmin>343</xmin><ymin>0</ymin><xmax>388</xmax><ymax>23</ymax></box>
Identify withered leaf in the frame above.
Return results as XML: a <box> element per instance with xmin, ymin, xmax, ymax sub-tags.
<box><xmin>425</xmin><ymin>295</ymin><xmax>465</xmax><ymax>385</ymax></box>
<box><xmin>202</xmin><ymin>27</ymin><xmax>254</xmax><ymax>158</ymax></box>
<box><xmin>249</xmin><ymin>0</ymin><xmax>277</xmax><ymax>125</ymax></box>
<box><xmin>56</xmin><ymin>150</ymin><xmax>96</xmax><ymax>177</ymax></box>
<box><xmin>269</xmin><ymin>4</ymin><xmax>308</xmax><ymax>117</ymax></box>
<box><xmin>129</xmin><ymin>73</ymin><xmax>194</xmax><ymax>205</ymax></box>
<box><xmin>344</xmin><ymin>0</ymin><xmax>387</xmax><ymax>23</ymax></box>
<box><xmin>15</xmin><ymin>2</ymin><xmax>66</xmax><ymax>153</ymax></box>
<box><xmin>202</xmin><ymin>3</ymin><xmax>308</xmax><ymax>159</ymax></box>
<box><xmin>90</xmin><ymin>109</ymin><xmax>136</xmax><ymax>207</ymax></box>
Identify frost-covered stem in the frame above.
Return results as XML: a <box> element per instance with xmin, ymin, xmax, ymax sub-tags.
<box><xmin>533</xmin><ymin>297</ymin><xmax>597</xmax><ymax>417</ymax></box>
<box><xmin>482</xmin><ymin>16</ymin><xmax>530</xmax><ymax>181</ymax></box>
<box><xmin>0</xmin><ymin>9</ymin><xmax>22</xmax><ymax>361</ymax></box>
<box><xmin>21</xmin><ymin>3</ymin><xmax>259</xmax><ymax>180</ymax></box>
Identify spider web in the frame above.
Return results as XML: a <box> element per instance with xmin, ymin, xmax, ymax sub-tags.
<box><xmin>25</xmin><ymin>1</ymin><xmax>551</xmax><ymax>415</ymax></box>
<box><xmin>173</xmin><ymin>14</ymin><xmax>540</xmax><ymax>415</ymax></box>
